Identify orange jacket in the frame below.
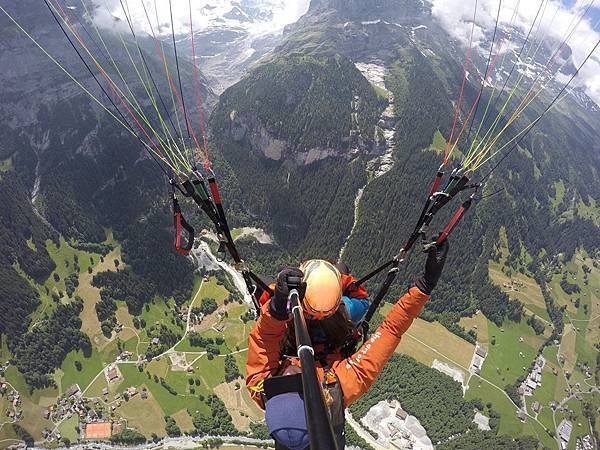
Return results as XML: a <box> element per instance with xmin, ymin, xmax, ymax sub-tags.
<box><xmin>246</xmin><ymin>286</ymin><xmax>429</xmax><ymax>409</ymax></box>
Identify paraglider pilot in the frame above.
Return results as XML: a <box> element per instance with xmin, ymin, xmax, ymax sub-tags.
<box><xmin>246</xmin><ymin>240</ymin><xmax>449</xmax><ymax>450</ymax></box>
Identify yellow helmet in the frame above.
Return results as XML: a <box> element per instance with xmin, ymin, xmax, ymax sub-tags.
<box><xmin>299</xmin><ymin>260</ymin><xmax>342</xmax><ymax>320</ymax></box>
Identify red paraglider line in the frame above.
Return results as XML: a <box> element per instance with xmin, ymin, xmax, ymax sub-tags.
<box><xmin>444</xmin><ymin>0</ymin><xmax>478</xmax><ymax>164</ymax></box>
<box><xmin>150</xmin><ymin>31</ymin><xmax>204</xmax><ymax>168</ymax></box>
<box><xmin>447</xmin><ymin>34</ymin><xmax>507</xmax><ymax>156</ymax></box>
<box><xmin>49</xmin><ymin>0</ymin><xmax>163</xmax><ymax>158</ymax></box>
<box><xmin>189</xmin><ymin>0</ymin><xmax>210</xmax><ymax>169</ymax></box>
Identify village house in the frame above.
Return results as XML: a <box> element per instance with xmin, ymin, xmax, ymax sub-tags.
<box><xmin>126</xmin><ymin>386</ymin><xmax>137</xmax><ymax>397</ymax></box>
<box><xmin>65</xmin><ymin>384</ymin><xmax>80</xmax><ymax>398</ymax></box>
<box><xmin>475</xmin><ymin>346</ymin><xmax>487</xmax><ymax>358</ymax></box>
<box><xmin>106</xmin><ymin>366</ymin><xmax>119</xmax><ymax>383</ymax></box>
<box><xmin>118</xmin><ymin>351</ymin><xmax>132</xmax><ymax>361</ymax></box>
<box><xmin>396</xmin><ymin>407</ymin><xmax>408</xmax><ymax>420</ymax></box>
<box><xmin>558</xmin><ymin>419</ymin><xmax>573</xmax><ymax>450</ymax></box>
<box><xmin>532</xmin><ymin>401</ymin><xmax>540</xmax><ymax>413</ymax></box>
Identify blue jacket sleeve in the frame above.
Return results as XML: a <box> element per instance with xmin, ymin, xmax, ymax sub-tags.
<box><xmin>342</xmin><ymin>296</ymin><xmax>370</xmax><ymax>325</ymax></box>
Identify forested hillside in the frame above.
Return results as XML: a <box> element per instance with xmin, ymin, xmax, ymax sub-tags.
<box><xmin>0</xmin><ymin>0</ymin><xmax>599</xmax><ymax>448</ymax></box>
<box><xmin>211</xmin><ymin>0</ymin><xmax>599</xmax><ymax>331</ymax></box>
<box><xmin>0</xmin><ymin>0</ymin><xmax>204</xmax><ymax>391</ymax></box>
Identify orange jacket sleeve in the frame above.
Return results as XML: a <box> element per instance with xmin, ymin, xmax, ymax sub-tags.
<box><xmin>246</xmin><ymin>300</ymin><xmax>287</xmax><ymax>408</ymax></box>
<box><xmin>331</xmin><ymin>286</ymin><xmax>429</xmax><ymax>407</ymax></box>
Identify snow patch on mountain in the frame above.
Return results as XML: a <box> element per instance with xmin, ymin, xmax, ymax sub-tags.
<box><xmin>92</xmin><ymin>0</ymin><xmax>310</xmax><ymax>38</ymax></box>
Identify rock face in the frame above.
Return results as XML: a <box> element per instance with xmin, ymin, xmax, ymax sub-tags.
<box><xmin>310</xmin><ymin>0</ymin><xmax>429</xmax><ymax>21</ymax></box>
<box><xmin>226</xmin><ymin>109</ymin><xmax>371</xmax><ymax>164</ymax></box>
<box><xmin>213</xmin><ymin>50</ymin><xmax>388</xmax><ymax>165</ymax></box>
<box><xmin>229</xmin><ymin>110</ymin><xmax>287</xmax><ymax>161</ymax></box>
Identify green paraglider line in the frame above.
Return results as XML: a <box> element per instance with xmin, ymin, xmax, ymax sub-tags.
<box><xmin>189</xmin><ymin>0</ymin><xmax>211</xmax><ymax>169</ymax></box>
<box><xmin>2</xmin><ymin>1</ymin><xmax>177</xmax><ymax>177</ymax></box>
<box><xmin>78</xmin><ymin>0</ymin><xmax>186</xmax><ymax>169</ymax></box>
<box><xmin>168</xmin><ymin>0</ymin><xmax>191</xmax><ymax>140</ymax></box>
<box><xmin>464</xmin><ymin>0</ymin><xmax>520</xmax><ymax>157</ymax></box>
<box><xmin>444</xmin><ymin>0</ymin><xmax>478</xmax><ymax>164</ymax></box>
<box><xmin>478</xmin><ymin>37</ymin><xmax>600</xmax><ymax>179</ymax></box>
<box><xmin>462</xmin><ymin>0</ymin><xmax>560</xmax><ymax>168</ymax></box>
<box><xmin>147</xmin><ymin>0</ymin><xmax>188</xmax><ymax>163</ymax></box>
<box><xmin>116</xmin><ymin>0</ymin><xmax>183</xmax><ymax>147</ymax></box>
<box><xmin>466</xmin><ymin>0</ymin><xmax>548</xmax><ymax>162</ymax></box>
<box><xmin>46</xmin><ymin>0</ymin><xmax>190</xmax><ymax>173</ymax></box>
<box><xmin>462</xmin><ymin>0</ymin><xmax>504</xmax><ymax>148</ymax></box>
<box><xmin>113</xmin><ymin>0</ymin><xmax>192</xmax><ymax>171</ymax></box>
<box><xmin>464</xmin><ymin>0</ymin><xmax>596</xmax><ymax>171</ymax></box>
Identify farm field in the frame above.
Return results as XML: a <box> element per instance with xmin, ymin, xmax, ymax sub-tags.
<box><xmin>382</xmin><ymin>304</ymin><xmax>476</xmax><ymax>376</ymax></box>
<box><xmin>0</xmin><ymin>367</ymin><xmax>55</xmax><ymax>441</ymax></box>
<box><xmin>489</xmin><ymin>261</ymin><xmax>550</xmax><ymax>322</ymax></box>
<box><xmin>465</xmin><ymin>378</ymin><xmax>556</xmax><ymax>449</ymax></box>
<box><xmin>459</xmin><ymin>311</ymin><xmax>490</xmax><ymax>347</ymax></box>
<box><xmin>2</xmin><ymin>222</ymin><xmax>597</xmax><ymax>450</ymax></box>
<box><xmin>396</xmin><ymin>319</ymin><xmax>474</xmax><ymax>372</ymax></box>
<box><xmin>479</xmin><ymin>317</ymin><xmax>546</xmax><ymax>388</ymax></box>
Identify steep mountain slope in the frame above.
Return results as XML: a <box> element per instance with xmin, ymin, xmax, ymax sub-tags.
<box><xmin>0</xmin><ymin>0</ymin><xmax>598</xmax><ymax>447</ymax></box>
<box><xmin>212</xmin><ymin>0</ymin><xmax>599</xmax><ymax>322</ymax></box>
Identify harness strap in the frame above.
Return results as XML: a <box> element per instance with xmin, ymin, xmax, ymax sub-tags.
<box><xmin>178</xmin><ymin>175</ymin><xmax>267</xmax><ymax>315</ymax></box>
<box><xmin>173</xmin><ymin>197</ymin><xmax>195</xmax><ymax>255</ymax></box>
<box><xmin>350</xmin><ymin>175</ymin><xmax>478</xmax><ymax>348</ymax></box>
<box><xmin>437</xmin><ymin>196</ymin><xmax>473</xmax><ymax>245</ymax></box>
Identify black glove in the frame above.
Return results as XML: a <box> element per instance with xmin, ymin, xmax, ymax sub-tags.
<box><xmin>269</xmin><ymin>268</ymin><xmax>306</xmax><ymax>320</ymax></box>
<box><xmin>415</xmin><ymin>239</ymin><xmax>449</xmax><ymax>295</ymax></box>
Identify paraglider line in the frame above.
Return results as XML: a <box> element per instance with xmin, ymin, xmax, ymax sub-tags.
<box><xmin>168</xmin><ymin>0</ymin><xmax>191</xmax><ymax>139</ymax></box>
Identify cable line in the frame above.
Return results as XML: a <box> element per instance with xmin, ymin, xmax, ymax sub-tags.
<box><xmin>114</xmin><ymin>0</ymin><xmax>191</xmax><ymax>169</ymax></box>
<box><xmin>478</xmin><ymin>37</ymin><xmax>600</xmax><ymax>181</ymax></box>
<box><xmin>479</xmin><ymin>0</ymin><xmax>547</xmax><ymax>140</ymax></box>
<box><xmin>188</xmin><ymin>0</ymin><xmax>210</xmax><ymax>168</ymax></box>
<box><xmin>444</xmin><ymin>0</ymin><xmax>478</xmax><ymax>164</ymax></box>
<box><xmin>39</xmin><ymin>0</ymin><xmax>176</xmax><ymax>177</ymax></box>
<box><xmin>146</xmin><ymin>0</ymin><xmax>188</xmax><ymax>158</ymax></box>
<box><xmin>116</xmin><ymin>0</ymin><xmax>183</xmax><ymax>147</ymax></box>
<box><xmin>465</xmin><ymin>0</ymin><xmax>596</xmax><ymax>171</ymax></box>
<box><xmin>47</xmin><ymin>0</ymin><xmax>189</xmax><ymax>172</ymax></box>
<box><xmin>464</xmin><ymin>0</ymin><xmax>520</xmax><ymax>157</ymax></box>
<box><xmin>169</xmin><ymin>0</ymin><xmax>191</xmax><ymax>139</ymax></box>
<box><xmin>461</xmin><ymin>0</ymin><xmax>551</xmax><ymax>168</ymax></box>
<box><xmin>463</xmin><ymin>0</ymin><xmax>503</xmax><ymax>147</ymax></box>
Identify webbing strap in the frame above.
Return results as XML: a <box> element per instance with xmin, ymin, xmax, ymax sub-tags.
<box><xmin>173</xmin><ymin>197</ymin><xmax>195</xmax><ymax>255</ymax></box>
<box><xmin>179</xmin><ymin>175</ymin><xmax>267</xmax><ymax>315</ymax></box>
<box><xmin>437</xmin><ymin>197</ymin><xmax>473</xmax><ymax>245</ymax></box>
<box><xmin>353</xmin><ymin>174</ymin><xmax>477</xmax><ymax>343</ymax></box>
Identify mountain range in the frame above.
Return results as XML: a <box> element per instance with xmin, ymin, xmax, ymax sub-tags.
<box><xmin>0</xmin><ymin>0</ymin><xmax>598</xmax><ymax>448</ymax></box>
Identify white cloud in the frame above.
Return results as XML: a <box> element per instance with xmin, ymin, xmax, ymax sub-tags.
<box><xmin>90</xmin><ymin>0</ymin><xmax>310</xmax><ymax>37</ymax></box>
<box><xmin>431</xmin><ymin>0</ymin><xmax>600</xmax><ymax>105</ymax></box>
